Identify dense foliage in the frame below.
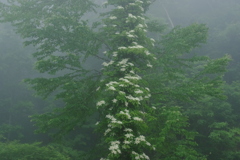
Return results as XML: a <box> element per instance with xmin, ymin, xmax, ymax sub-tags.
<box><xmin>0</xmin><ymin>0</ymin><xmax>239</xmax><ymax>159</ymax></box>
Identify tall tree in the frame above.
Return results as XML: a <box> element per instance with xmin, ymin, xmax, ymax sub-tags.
<box><xmin>0</xmin><ymin>0</ymin><xmax>231</xmax><ymax>159</ymax></box>
<box><xmin>95</xmin><ymin>0</ymin><xmax>155</xmax><ymax>159</ymax></box>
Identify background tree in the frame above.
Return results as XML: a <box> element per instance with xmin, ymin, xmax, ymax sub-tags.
<box><xmin>0</xmin><ymin>0</ymin><xmax>236</xmax><ymax>159</ymax></box>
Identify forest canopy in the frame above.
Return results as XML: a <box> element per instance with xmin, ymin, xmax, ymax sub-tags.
<box><xmin>0</xmin><ymin>0</ymin><xmax>239</xmax><ymax>160</ymax></box>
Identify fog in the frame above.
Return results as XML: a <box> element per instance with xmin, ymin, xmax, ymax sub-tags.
<box><xmin>0</xmin><ymin>0</ymin><xmax>239</xmax><ymax>159</ymax></box>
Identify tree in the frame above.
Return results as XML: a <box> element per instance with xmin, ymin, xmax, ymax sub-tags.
<box><xmin>0</xmin><ymin>141</ymin><xmax>70</xmax><ymax>160</ymax></box>
<box><xmin>0</xmin><ymin>0</ymin><xmax>230</xmax><ymax>159</ymax></box>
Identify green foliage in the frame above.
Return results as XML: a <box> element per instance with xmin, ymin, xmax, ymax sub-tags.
<box><xmin>149</xmin><ymin>106</ymin><xmax>206</xmax><ymax>160</ymax></box>
<box><xmin>0</xmin><ymin>0</ymin><xmax>235</xmax><ymax>159</ymax></box>
<box><xmin>0</xmin><ymin>141</ymin><xmax>70</xmax><ymax>160</ymax></box>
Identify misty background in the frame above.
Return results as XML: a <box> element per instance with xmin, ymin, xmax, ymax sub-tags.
<box><xmin>0</xmin><ymin>0</ymin><xmax>239</xmax><ymax>159</ymax></box>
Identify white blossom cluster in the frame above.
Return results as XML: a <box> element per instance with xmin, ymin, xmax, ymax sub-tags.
<box><xmin>128</xmin><ymin>45</ymin><xmax>144</xmax><ymax>49</ymax></box>
<box><xmin>109</xmin><ymin>141</ymin><xmax>121</xmax><ymax>155</ymax></box>
<box><xmin>112</xmin><ymin>51</ymin><xmax>118</xmax><ymax>57</ymax></box>
<box><xmin>144</xmin><ymin>50</ymin><xmax>151</xmax><ymax>56</ymax></box>
<box><xmin>96</xmin><ymin>100</ymin><xmax>106</xmax><ymax>107</ymax></box>
<box><xmin>126</xmin><ymin>31</ymin><xmax>137</xmax><ymax>38</ymax></box>
<box><xmin>125</xmin><ymin>95</ymin><xmax>142</xmax><ymax>103</ymax></box>
<box><xmin>133</xmin><ymin>117</ymin><xmax>143</xmax><ymax>122</ymax></box>
<box><xmin>132</xmin><ymin>151</ymin><xmax>150</xmax><ymax>160</ymax></box>
<box><xmin>134</xmin><ymin>135</ymin><xmax>146</xmax><ymax>144</ymax></box>
<box><xmin>115</xmin><ymin>58</ymin><xmax>135</xmax><ymax>72</ymax></box>
<box><xmin>102</xmin><ymin>60</ymin><xmax>114</xmax><ymax>67</ymax></box>
<box><xmin>109</xmin><ymin>16</ymin><xmax>117</xmax><ymax>20</ymax></box>
<box><xmin>106</xmin><ymin>114</ymin><xmax>123</xmax><ymax>126</ymax></box>
<box><xmin>119</xmin><ymin>109</ymin><xmax>131</xmax><ymax>119</ymax></box>
<box><xmin>147</xmin><ymin>63</ymin><xmax>153</xmax><ymax>68</ymax></box>
<box><xmin>125</xmin><ymin>74</ymin><xmax>141</xmax><ymax>80</ymax></box>
<box><xmin>135</xmin><ymin>0</ymin><xmax>144</xmax><ymax>4</ymax></box>
<box><xmin>117</xmin><ymin>6</ymin><xmax>124</xmax><ymax>10</ymax></box>
<box><xmin>128</xmin><ymin>13</ymin><xmax>137</xmax><ymax>19</ymax></box>
<box><xmin>106</xmin><ymin>81</ymin><xmax>118</xmax><ymax>91</ymax></box>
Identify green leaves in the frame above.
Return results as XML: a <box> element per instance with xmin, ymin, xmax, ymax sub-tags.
<box><xmin>0</xmin><ymin>141</ymin><xmax>70</xmax><ymax>160</ymax></box>
<box><xmin>161</xmin><ymin>23</ymin><xmax>208</xmax><ymax>54</ymax></box>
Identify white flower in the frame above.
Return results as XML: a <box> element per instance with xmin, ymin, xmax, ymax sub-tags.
<box><xmin>102</xmin><ymin>1</ymin><xmax>108</xmax><ymax>5</ymax></box>
<box><xmin>129</xmin><ymin>3</ymin><xmax>136</xmax><ymax>6</ymax></box>
<box><xmin>145</xmin><ymin>50</ymin><xmax>151</xmax><ymax>55</ymax></box>
<box><xmin>128</xmin><ymin>62</ymin><xmax>134</xmax><ymax>66</ymax></box>
<box><xmin>152</xmin><ymin>106</ymin><xmax>156</xmax><ymax>109</ymax></box>
<box><xmin>118</xmin><ymin>58</ymin><xmax>128</xmax><ymax>65</ymax></box>
<box><xmin>128</xmin><ymin>45</ymin><xmax>144</xmax><ymax>49</ymax></box>
<box><xmin>123</xmin><ymin>140</ymin><xmax>131</xmax><ymax>144</ymax></box>
<box><xmin>119</xmin><ymin>78</ymin><xmax>130</xmax><ymax>83</ymax></box>
<box><xmin>128</xmin><ymin>13</ymin><xmax>137</xmax><ymax>19</ymax></box>
<box><xmin>117</xmin><ymin>6</ymin><xmax>124</xmax><ymax>9</ymax></box>
<box><xmin>125</xmin><ymin>74</ymin><xmax>141</xmax><ymax>80</ymax></box>
<box><xmin>120</xmin><ymin>68</ymin><xmax>126</xmax><ymax>71</ymax></box>
<box><xmin>119</xmin><ymin>110</ymin><xmax>131</xmax><ymax>119</ymax></box>
<box><xmin>135</xmin><ymin>89</ymin><xmax>143</xmax><ymax>94</ymax></box>
<box><xmin>150</xmin><ymin>38</ymin><xmax>155</xmax><ymax>42</ymax></box>
<box><xmin>109</xmin><ymin>141</ymin><xmax>121</xmax><ymax>155</ymax></box>
<box><xmin>124</xmin><ymin>128</ymin><xmax>133</xmax><ymax>132</ymax></box>
<box><xmin>109</xmin><ymin>60</ymin><xmax>114</xmax><ymax>65</ymax></box>
<box><xmin>118</xmin><ymin>46</ymin><xmax>127</xmax><ymax>50</ymax></box>
<box><xmin>137</xmin><ymin>24</ymin><xmax>144</xmax><ymax>28</ymax></box>
<box><xmin>146</xmin><ymin>142</ymin><xmax>151</xmax><ymax>146</ymax></box>
<box><xmin>126</xmin><ymin>95</ymin><xmax>141</xmax><ymax>102</ymax></box>
<box><xmin>125</xmin><ymin>101</ymin><xmax>128</xmax><ymax>107</ymax></box>
<box><xmin>112</xmin><ymin>99</ymin><xmax>117</xmax><ymax>103</ymax></box>
<box><xmin>132</xmin><ymin>151</ymin><xmax>137</xmax><ymax>155</ymax></box>
<box><xmin>147</xmin><ymin>64</ymin><xmax>153</xmax><ymax>68</ymax></box>
<box><xmin>108</xmin><ymin>86</ymin><xmax>116</xmax><ymax>91</ymax></box>
<box><xmin>132</xmin><ymin>42</ymin><xmax>138</xmax><ymax>45</ymax></box>
<box><xmin>112</xmin><ymin>52</ymin><xmax>118</xmax><ymax>57</ymax></box>
<box><xmin>137</xmin><ymin>16</ymin><xmax>145</xmax><ymax>20</ymax></box>
<box><xmin>144</xmin><ymin>94</ymin><xmax>151</xmax><ymax>98</ymax></box>
<box><xmin>104</xmin><ymin>128</ymin><xmax>111</xmax><ymax>136</ymax></box>
<box><xmin>127</xmin><ymin>34</ymin><xmax>135</xmax><ymax>38</ymax></box>
<box><xmin>135</xmin><ymin>135</ymin><xmax>146</xmax><ymax>144</ymax></box>
<box><xmin>139</xmin><ymin>6</ymin><xmax>144</xmax><ymax>11</ymax></box>
<box><xmin>125</xmin><ymin>133</ymin><xmax>134</xmax><ymax>138</ymax></box>
<box><xmin>133</xmin><ymin>117</ymin><xmax>143</xmax><ymax>121</ymax></box>
<box><xmin>119</xmin><ymin>91</ymin><xmax>126</xmax><ymax>95</ymax></box>
<box><xmin>106</xmin><ymin>114</ymin><xmax>114</xmax><ymax>119</ymax></box>
<box><xmin>102</xmin><ymin>62</ymin><xmax>109</xmax><ymax>67</ymax></box>
<box><xmin>97</xmin><ymin>100</ymin><xmax>105</xmax><ymax>106</ymax></box>
<box><xmin>109</xmin><ymin>16</ymin><xmax>117</xmax><ymax>20</ymax></box>
<box><xmin>135</xmin><ymin>0</ymin><xmax>143</xmax><ymax>3</ymax></box>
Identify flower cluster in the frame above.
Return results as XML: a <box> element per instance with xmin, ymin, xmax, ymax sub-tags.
<box><xmin>96</xmin><ymin>100</ymin><xmax>105</xmax><ymax>107</ymax></box>
<box><xmin>119</xmin><ymin>109</ymin><xmax>131</xmax><ymax>119</ymax></box>
<box><xmin>132</xmin><ymin>151</ymin><xmax>150</xmax><ymax>160</ymax></box>
<box><xmin>109</xmin><ymin>141</ymin><xmax>121</xmax><ymax>155</ymax></box>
